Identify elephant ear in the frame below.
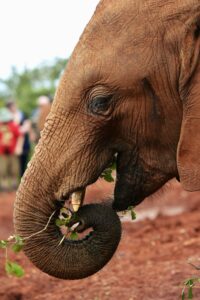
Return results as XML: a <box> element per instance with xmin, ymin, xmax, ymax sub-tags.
<box><xmin>177</xmin><ymin>16</ymin><xmax>200</xmax><ymax>191</ymax></box>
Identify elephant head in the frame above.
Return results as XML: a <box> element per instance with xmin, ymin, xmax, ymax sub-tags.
<box><xmin>14</xmin><ymin>0</ymin><xmax>200</xmax><ymax>279</ymax></box>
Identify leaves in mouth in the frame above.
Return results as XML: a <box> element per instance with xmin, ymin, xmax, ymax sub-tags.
<box><xmin>100</xmin><ymin>160</ymin><xmax>116</xmax><ymax>182</ymax></box>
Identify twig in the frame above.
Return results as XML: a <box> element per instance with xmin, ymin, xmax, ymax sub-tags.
<box><xmin>189</xmin><ymin>262</ymin><xmax>200</xmax><ymax>271</ymax></box>
<box><xmin>58</xmin><ymin>235</ymin><xmax>66</xmax><ymax>246</ymax></box>
<box><xmin>23</xmin><ymin>210</ymin><xmax>57</xmax><ymax>241</ymax></box>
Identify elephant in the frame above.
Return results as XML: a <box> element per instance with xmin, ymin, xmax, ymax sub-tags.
<box><xmin>14</xmin><ymin>0</ymin><xmax>200</xmax><ymax>280</ymax></box>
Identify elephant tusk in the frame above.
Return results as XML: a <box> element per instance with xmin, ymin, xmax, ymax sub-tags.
<box><xmin>70</xmin><ymin>222</ymin><xmax>80</xmax><ymax>231</ymax></box>
<box><xmin>71</xmin><ymin>189</ymin><xmax>86</xmax><ymax>212</ymax></box>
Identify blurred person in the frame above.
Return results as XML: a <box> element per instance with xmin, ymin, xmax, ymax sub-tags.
<box><xmin>31</xmin><ymin>95</ymin><xmax>52</xmax><ymax>144</ymax></box>
<box><xmin>6</xmin><ymin>99</ymin><xmax>23</xmax><ymax>125</ymax></box>
<box><xmin>0</xmin><ymin>107</ymin><xmax>20</xmax><ymax>191</ymax></box>
<box><xmin>6</xmin><ymin>100</ymin><xmax>31</xmax><ymax>177</ymax></box>
<box><xmin>37</xmin><ymin>95</ymin><xmax>52</xmax><ymax>132</ymax></box>
<box><xmin>15</xmin><ymin>114</ymin><xmax>31</xmax><ymax>177</ymax></box>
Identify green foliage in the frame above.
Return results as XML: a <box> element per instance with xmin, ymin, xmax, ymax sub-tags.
<box><xmin>128</xmin><ymin>206</ymin><xmax>137</xmax><ymax>220</ymax></box>
<box><xmin>5</xmin><ymin>261</ymin><xmax>24</xmax><ymax>277</ymax></box>
<box><xmin>0</xmin><ymin>58</ymin><xmax>68</xmax><ymax>116</ymax></box>
<box><xmin>69</xmin><ymin>232</ymin><xmax>79</xmax><ymax>240</ymax></box>
<box><xmin>101</xmin><ymin>169</ymin><xmax>114</xmax><ymax>182</ymax></box>
<box><xmin>100</xmin><ymin>159</ymin><xmax>137</xmax><ymax>221</ymax></box>
<box><xmin>55</xmin><ymin>207</ymin><xmax>72</xmax><ymax>228</ymax></box>
<box><xmin>100</xmin><ymin>160</ymin><xmax>116</xmax><ymax>182</ymax></box>
<box><xmin>12</xmin><ymin>236</ymin><xmax>24</xmax><ymax>253</ymax></box>
<box><xmin>182</xmin><ymin>277</ymin><xmax>200</xmax><ymax>299</ymax></box>
<box><xmin>55</xmin><ymin>218</ymin><xmax>68</xmax><ymax>227</ymax></box>
<box><xmin>56</xmin><ymin>207</ymin><xmax>80</xmax><ymax>242</ymax></box>
<box><xmin>182</xmin><ymin>290</ymin><xmax>185</xmax><ymax>300</ymax></box>
<box><xmin>0</xmin><ymin>235</ymin><xmax>25</xmax><ymax>278</ymax></box>
<box><xmin>0</xmin><ymin>211</ymin><xmax>57</xmax><ymax>278</ymax></box>
<box><xmin>0</xmin><ymin>240</ymin><xmax>8</xmax><ymax>248</ymax></box>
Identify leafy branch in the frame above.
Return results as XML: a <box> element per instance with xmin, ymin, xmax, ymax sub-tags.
<box><xmin>181</xmin><ymin>278</ymin><xmax>200</xmax><ymax>299</ymax></box>
<box><xmin>0</xmin><ymin>235</ymin><xmax>25</xmax><ymax>277</ymax></box>
<box><xmin>0</xmin><ymin>209</ymin><xmax>76</xmax><ymax>278</ymax></box>
<box><xmin>181</xmin><ymin>262</ymin><xmax>200</xmax><ymax>299</ymax></box>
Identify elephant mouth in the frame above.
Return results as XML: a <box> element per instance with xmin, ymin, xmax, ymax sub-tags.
<box><xmin>61</xmin><ymin>188</ymin><xmax>90</xmax><ymax>213</ymax></box>
<box><xmin>61</xmin><ymin>153</ymin><xmax>167</xmax><ymax>213</ymax></box>
<box><xmin>60</xmin><ymin>157</ymin><xmax>116</xmax><ymax>212</ymax></box>
<box><xmin>60</xmin><ymin>154</ymin><xmax>146</xmax><ymax>213</ymax></box>
<box><xmin>69</xmin><ymin>189</ymin><xmax>86</xmax><ymax>212</ymax></box>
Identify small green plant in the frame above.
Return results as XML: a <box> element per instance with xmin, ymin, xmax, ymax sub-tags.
<box><xmin>181</xmin><ymin>278</ymin><xmax>200</xmax><ymax>299</ymax></box>
<box><xmin>181</xmin><ymin>262</ymin><xmax>200</xmax><ymax>299</ymax></box>
<box><xmin>0</xmin><ymin>235</ymin><xmax>25</xmax><ymax>277</ymax></box>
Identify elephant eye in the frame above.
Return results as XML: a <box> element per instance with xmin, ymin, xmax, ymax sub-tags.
<box><xmin>88</xmin><ymin>95</ymin><xmax>113</xmax><ymax>116</ymax></box>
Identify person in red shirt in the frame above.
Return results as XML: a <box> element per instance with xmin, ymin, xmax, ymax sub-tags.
<box><xmin>0</xmin><ymin>108</ymin><xmax>20</xmax><ymax>191</ymax></box>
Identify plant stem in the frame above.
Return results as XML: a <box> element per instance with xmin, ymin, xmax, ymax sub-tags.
<box><xmin>23</xmin><ymin>210</ymin><xmax>57</xmax><ymax>241</ymax></box>
<box><xmin>5</xmin><ymin>247</ymin><xmax>8</xmax><ymax>262</ymax></box>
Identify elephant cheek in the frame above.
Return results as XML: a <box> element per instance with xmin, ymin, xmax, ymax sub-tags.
<box><xmin>113</xmin><ymin>174</ymin><xmax>143</xmax><ymax>211</ymax></box>
<box><xmin>113</xmin><ymin>151</ymin><xmax>144</xmax><ymax>211</ymax></box>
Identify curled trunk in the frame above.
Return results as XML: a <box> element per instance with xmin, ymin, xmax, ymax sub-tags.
<box><xmin>14</xmin><ymin>194</ymin><xmax>121</xmax><ymax>279</ymax></box>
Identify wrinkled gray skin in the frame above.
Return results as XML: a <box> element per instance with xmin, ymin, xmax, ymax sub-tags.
<box><xmin>14</xmin><ymin>0</ymin><xmax>200</xmax><ymax>279</ymax></box>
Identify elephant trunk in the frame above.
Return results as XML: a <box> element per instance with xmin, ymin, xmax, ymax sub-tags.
<box><xmin>14</xmin><ymin>165</ymin><xmax>121</xmax><ymax>279</ymax></box>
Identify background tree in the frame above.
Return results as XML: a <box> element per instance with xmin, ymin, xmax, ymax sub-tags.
<box><xmin>0</xmin><ymin>57</ymin><xmax>68</xmax><ymax>115</ymax></box>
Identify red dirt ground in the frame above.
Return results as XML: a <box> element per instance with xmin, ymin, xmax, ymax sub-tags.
<box><xmin>1</xmin><ymin>179</ymin><xmax>200</xmax><ymax>300</ymax></box>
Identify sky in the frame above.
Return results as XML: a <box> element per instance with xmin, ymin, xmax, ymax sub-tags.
<box><xmin>0</xmin><ymin>0</ymin><xmax>100</xmax><ymax>79</ymax></box>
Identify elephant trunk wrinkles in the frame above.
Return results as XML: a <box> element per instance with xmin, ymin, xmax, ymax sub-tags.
<box><xmin>14</xmin><ymin>163</ymin><xmax>121</xmax><ymax>279</ymax></box>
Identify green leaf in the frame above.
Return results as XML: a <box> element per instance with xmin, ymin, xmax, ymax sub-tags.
<box><xmin>101</xmin><ymin>170</ymin><xmax>114</xmax><ymax>182</ymax></box>
<box><xmin>188</xmin><ymin>286</ymin><xmax>193</xmax><ymax>299</ymax></box>
<box><xmin>64</xmin><ymin>217</ymin><xmax>72</xmax><ymax>225</ymax></box>
<box><xmin>181</xmin><ymin>289</ymin><xmax>185</xmax><ymax>300</ymax></box>
<box><xmin>187</xmin><ymin>279</ymin><xmax>194</xmax><ymax>287</ymax></box>
<box><xmin>127</xmin><ymin>206</ymin><xmax>137</xmax><ymax>220</ymax></box>
<box><xmin>131</xmin><ymin>209</ymin><xmax>137</xmax><ymax>220</ymax></box>
<box><xmin>5</xmin><ymin>261</ymin><xmax>25</xmax><ymax>277</ymax></box>
<box><xmin>100</xmin><ymin>159</ymin><xmax>116</xmax><ymax>183</ymax></box>
<box><xmin>12</xmin><ymin>243</ymin><xmax>24</xmax><ymax>253</ymax></box>
<box><xmin>111</xmin><ymin>161</ymin><xmax>116</xmax><ymax>170</ymax></box>
<box><xmin>14</xmin><ymin>235</ymin><xmax>23</xmax><ymax>243</ymax></box>
<box><xmin>11</xmin><ymin>236</ymin><xmax>24</xmax><ymax>253</ymax></box>
<box><xmin>69</xmin><ymin>232</ymin><xmax>78</xmax><ymax>240</ymax></box>
<box><xmin>184</xmin><ymin>279</ymin><xmax>191</xmax><ymax>286</ymax></box>
<box><xmin>104</xmin><ymin>174</ymin><xmax>114</xmax><ymax>182</ymax></box>
<box><xmin>55</xmin><ymin>219</ymin><xmax>67</xmax><ymax>227</ymax></box>
<box><xmin>0</xmin><ymin>240</ymin><xmax>8</xmax><ymax>249</ymax></box>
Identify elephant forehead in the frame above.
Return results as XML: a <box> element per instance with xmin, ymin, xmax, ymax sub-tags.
<box><xmin>81</xmin><ymin>0</ymin><xmax>200</xmax><ymax>56</ymax></box>
<box><xmin>65</xmin><ymin>35</ymin><xmax>156</xmax><ymax>94</ymax></box>
<box><xmin>65</xmin><ymin>0</ymin><xmax>200</xmax><ymax>89</ymax></box>
<box><xmin>53</xmin><ymin>0</ymin><xmax>200</xmax><ymax>109</ymax></box>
